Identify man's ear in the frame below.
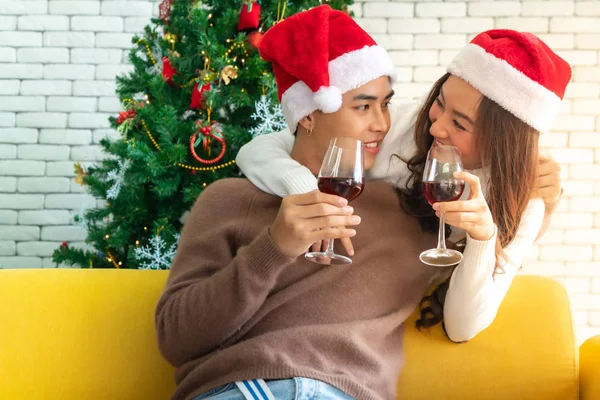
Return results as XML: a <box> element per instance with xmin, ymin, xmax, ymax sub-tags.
<box><xmin>298</xmin><ymin>113</ymin><xmax>315</xmax><ymax>132</ymax></box>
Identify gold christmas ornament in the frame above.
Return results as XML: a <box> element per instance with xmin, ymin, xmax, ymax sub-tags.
<box><xmin>164</xmin><ymin>33</ymin><xmax>177</xmax><ymax>44</ymax></box>
<box><xmin>74</xmin><ymin>163</ymin><xmax>86</xmax><ymax>185</ymax></box>
<box><xmin>220</xmin><ymin>65</ymin><xmax>238</xmax><ymax>85</ymax></box>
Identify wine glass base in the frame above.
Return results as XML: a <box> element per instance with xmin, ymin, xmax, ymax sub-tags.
<box><xmin>419</xmin><ymin>249</ymin><xmax>463</xmax><ymax>267</ymax></box>
<box><xmin>305</xmin><ymin>251</ymin><xmax>352</xmax><ymax>265</ymax></box>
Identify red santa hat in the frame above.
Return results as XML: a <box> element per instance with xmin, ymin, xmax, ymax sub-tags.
<box><xmin>259</xmin><ymin>5</ymin><xmax>397</xmax><ymax>132</ymax></box>
<box><xmin>447</xmin><ymin>29</ymin><xmax>572</xmax><ymax>134</ymax></box>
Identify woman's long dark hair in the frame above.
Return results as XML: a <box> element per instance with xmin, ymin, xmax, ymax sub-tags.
<box><xmin>401</xmin><ymin>73</ymin><xmax>540</xmax><ymax>335</ymax></box>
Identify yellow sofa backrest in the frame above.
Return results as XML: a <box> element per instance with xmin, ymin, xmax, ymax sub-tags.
<box><xmin>0</xmin><ymin>270</ymin><xmax>175</xmax><ymax>399</ymax></box>
<box><xmin>397</xmin><ymin>274</ymin><xmax>578</xmax><ymax>400</ymax></box>
<box><xmin>0</xmin><ymin>270</ymin><xmax>578</xmax><ymax>400</ymax></box>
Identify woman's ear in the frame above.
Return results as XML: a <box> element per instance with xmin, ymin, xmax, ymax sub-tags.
<box><xmin>298</xmin><ymin>113</ymin><xmax>315</xmax><ymax>132</ymax></box>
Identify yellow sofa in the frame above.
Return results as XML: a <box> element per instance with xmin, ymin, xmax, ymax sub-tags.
<box><xmin>0</xmin><ymin>269</ymin><xmax>598</xmax><ymax>400</ymax></box>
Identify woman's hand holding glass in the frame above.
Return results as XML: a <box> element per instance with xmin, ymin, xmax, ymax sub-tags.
<box><xmin>432</xmin><ymin>171</ymin><xmax>495</xmax><ymax>242</ymax></box>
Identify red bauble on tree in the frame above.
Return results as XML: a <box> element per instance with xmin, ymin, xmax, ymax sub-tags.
<box><xmin>162</xmin><ymin>56</ymin><xmax>176</xmax><ymax>84</ymax></box>
<box><xmin>190</xmin><ymin>82</ymin><xmax>212</xmax><ymax>109</ymax></box>
<box><xmin>237</xmin><ymin>1</ymin><xmax>261</xmax><ymax>31</ymax></box>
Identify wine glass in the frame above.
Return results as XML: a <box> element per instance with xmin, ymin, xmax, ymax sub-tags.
<box><xmin>305</xmin><ymin>137</ymin><xmax>365</xmax><ymax>265</ymax></box>
<box><xmin>419</xmin><ymin>144</ymin><xmax>465</xmax><ymax>267</ymax></box>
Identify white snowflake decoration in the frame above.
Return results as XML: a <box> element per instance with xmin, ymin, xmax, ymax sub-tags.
<box><xmin>249</xmin><ymin>96</ymin><xmax>287</xmax><ymax>137</ymax></box>
<box><xmin>181</xmin><ymin>110</ymin><xmax>196</xmax><ymax>121</ymax></box>
<box><xmin>134</xmin><ymin>233</ymin><xmax>181</xmax><ymax>270</ymax></box>
<box><xmin>138</xmin><ymin>43</ymin><xmax>164</xmax><ymax>76</ymax></box>
<box><xmin>72</xmin><ymin>187</ymin><xmax>91</xmax><ymax>229</ymax></box>
<box><xmin>72</xmin><ymin>205</ymin><xmax>89</xmax><ymax>230</ymax></box>
<box><xmin>106</xmin><ymin>159</ymin><xmax>130</xmax><ymax>200</ymax></box>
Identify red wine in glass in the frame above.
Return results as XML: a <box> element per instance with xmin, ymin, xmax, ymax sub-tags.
<box><xmin>305</xmin><ymin>137</ymin><xmax>365</xmax><ymax>266</ymax></box>
<box><xmin>419</xmin><ymin>145</ymin><xmax>465</xmax><ymax>267</ymax></box>
<box><xmin>423</xmin><ymin>181</ymin><xmax>465</xmax><ymax>205</ymax></box>
<box><xmin>318</xmin><ymin>177</ymin><xmax>364</xmax><ymax>202</ymax></box>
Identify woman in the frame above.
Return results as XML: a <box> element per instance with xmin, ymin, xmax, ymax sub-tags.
<box><xmin>236</xmin><ymin>29</ymin><xmax>569</xmax><ymax>341</ymax></box>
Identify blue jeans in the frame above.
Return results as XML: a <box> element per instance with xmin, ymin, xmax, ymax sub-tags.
<box><xmin>192</xmin><ymin>377</ymin><xmax>355</xmax><ymax>400</ymax></box>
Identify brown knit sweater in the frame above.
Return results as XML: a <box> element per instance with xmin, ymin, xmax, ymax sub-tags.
<box><xmin>155</xmin><ymin>178</ymin><xmax>443</xmax><ymax>400</ymax></box>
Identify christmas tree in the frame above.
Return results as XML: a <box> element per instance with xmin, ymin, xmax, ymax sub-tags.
<box><xmin>53</xmin><ymin>0</ymin><xmax>354</xmax><ymax>269</ymax></box>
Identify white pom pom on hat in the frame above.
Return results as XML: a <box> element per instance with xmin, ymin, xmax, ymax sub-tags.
<box><xmin>313</xmin><ymin>86</ymin><xmax>343</xmax><ymax>113</ymax></box>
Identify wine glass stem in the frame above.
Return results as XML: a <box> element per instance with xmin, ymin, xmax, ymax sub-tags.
<box><xmin>326</xmin><ymin>234</ymin><xmax>336</xmax><ymax>255</ymax></box>
<box><xmin>437</xmin><ymin>214</ymin><xmax>447</xmax><ymax>251</ymax></box>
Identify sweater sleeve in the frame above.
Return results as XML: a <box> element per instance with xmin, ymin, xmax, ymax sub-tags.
<box><xmin>235</xmin><ymin>128</ymin><xmax>318</xmax><ymax>196</ymax></box>
<box><xmin>443</xmin><ymin>198</ymin><xmax>546</xmax><ymax>342</ymax></box>
<box><xmin>155</xmin><ymin>180</ymin><xmax>296</xmax><ymax>366</ymax></box>
<box><xmin>235</xmin><ymin>102</ymin><xmax>419</xmax><ymax>197</ymax></box>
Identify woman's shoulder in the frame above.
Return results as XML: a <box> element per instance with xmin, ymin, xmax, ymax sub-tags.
<box><xmin>386</xmin><ymin>101</ymin><xmax>421</xmax><ymax>151</ymax></box>
<box><xmin>389</xmin><ymin>100</ymin><xmax>420</xmax><ymax>134</ymax></box>
<box><xmin>369</xmin><ymin>101</ymin><xmax>420</xmax><ymax>186</ymax></box>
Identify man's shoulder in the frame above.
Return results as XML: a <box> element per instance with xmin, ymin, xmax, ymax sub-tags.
<box><xmin>201</xmin><ymin>178</ymin><xmax>264</xmax><ymax>201</ymax></box>
<box><xmin>205</xmin><ymin>177</ymin><xmax>259</xmax><ymax>192</ymax></box>
<box><xmin>199</xmin><ymin>178</ymin><xmax>278</xmax><ymax>207</ymax></box>
<box><xmin>185</xmin><ymin>179</ymin><xmax>266</xmax><ymax>224</ymax></box>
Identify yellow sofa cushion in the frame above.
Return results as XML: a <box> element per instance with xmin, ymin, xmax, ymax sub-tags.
<box><xmin>398</xmin><ymin>275</ymin><xmax>578</xmax><ymax>400</ymax></box>
<box><xmin>580</xmin><ymin>335</ymin><xmax>600</xmax><ymax>399</ymax></box>
<box><xmin>0</xmin><ymin>270</ymin><xmax>580</xmax><ymax>400</ymax></box>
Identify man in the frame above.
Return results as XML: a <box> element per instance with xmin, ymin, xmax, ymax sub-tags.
<box><xmin>155</xmin><ymin>5</ymin><xmax>444</xmax><ymax>400</ymax></box>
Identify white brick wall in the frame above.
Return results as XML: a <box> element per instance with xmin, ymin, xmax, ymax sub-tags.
<box><xmin>0</xmin><ymin>0</ymin><xmax>598</xmax><ymax>344</ymax></box>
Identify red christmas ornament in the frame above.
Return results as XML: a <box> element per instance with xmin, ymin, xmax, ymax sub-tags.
<box><xmin>247</xmin><ymin>30</ymin><xmax>264</xmax><ymax>49</ymax></box>
<box><xmin>190</xmin><ymin>121</ymin><xmax>227</xmax><ymax>164</ymax></box>
<box><xmin>190</xmin><ymin>83</ymin><xmax>212</xmax><ymax>109</ymax></box>
<box><xmin>162</xmin><ymin>56</ymin><xmax>176</xmax><ymax>84</ymax></box>
<box><xmin>61</xmin><ymin>241</ymin><xmax>69</xmax><ymax>248</ymax></box>
<box><xmin>117</xmin><ymin>109</ymin><xmax>136</xmax><ymax>125</ymax></box>
<box><xmin>237</xmin><ymin>2</ymin><xmax>261</xmax><ymax>31</ymax></box>
<box><xmin>159</xmin><ymin>0</ymin><xmax>173</xmax><ymax>23</ymax></box>
<box><xmin>117</xmin><ymin>113</ymin><xmax>127</xmax><ymax>125</ymax></box>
